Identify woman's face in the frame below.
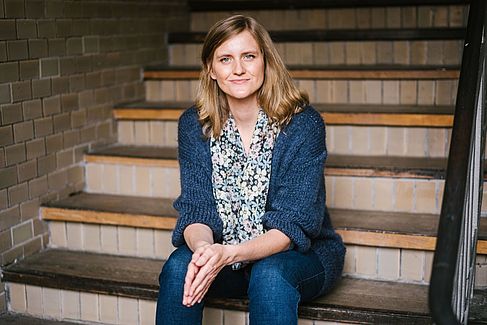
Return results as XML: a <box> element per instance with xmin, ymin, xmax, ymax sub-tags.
<box><xmin>210</xmin><ymin>30</ymin><xmax>265</xmax><ymax>108</ymax></box>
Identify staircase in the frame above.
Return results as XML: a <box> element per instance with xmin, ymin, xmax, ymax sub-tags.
<box><xmin>2</xmin><ymin>1</ymin><xmax>487</xmax><ymax>324</ymax></box>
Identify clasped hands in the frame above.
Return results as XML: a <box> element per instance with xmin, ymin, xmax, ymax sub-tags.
<box><xmin>183</xmin><ymin>242</ymin><xmax>235</xmax><ymax>307</ymax></box>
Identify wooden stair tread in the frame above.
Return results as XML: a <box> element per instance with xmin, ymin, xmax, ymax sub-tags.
<box><xmin>114</xmin><ymin>101</ymin><xmax>454</xmax><ymax>127</ymax></box>
<box><xmin>144</xmin><ymin>65</ymin><xmax>460</xmax><ymax>80</ymax></box>
<box><xmin>169</xmin><ymin>28</ymin><xmax>465</xmax><ymax>44</ymax></box>
<box><xmin>3</xmin><ymin>249</ymin><xmax>486</xmax><ymax>324</ymax></box>
<box><xmin>86</xmin><ymin>145</ymin><xmax>454</xmax><ymax>179</ymax></box>
<box><xmin>41</xmin><ymin>192</ymin><xmax>487</xmax><ymax>253</ymax></box>
<box><xmin>188</xmin><ymin>0</ymin><xmax>468</xmax><ymax>11</ymax></box>
<box><xmin>0</xmin><ymin>313</ymin><xmax>84</xmax><ymax>325</ymax></box>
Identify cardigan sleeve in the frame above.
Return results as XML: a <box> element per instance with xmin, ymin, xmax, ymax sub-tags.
<box><xmin>261</xmin><ymin>110</ymin><xmax>327</xmax><ymax>252</ymax></box>
<box><xmin>171</xmin><ymin>109</ymin><xmax>223</xmax><ymax>247</ymax></box>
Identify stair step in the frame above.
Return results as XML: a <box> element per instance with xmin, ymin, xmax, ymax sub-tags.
<box><xmin>3</xmin><ymin>249</ymin><xmax>486</xmax><ymax>324</ymax></box>
<box><xmin>85</xmin><ymin>144</ymin><xmax>455</xmax><ymax>179</ymax></box>
<box><xmin>0</xmin><ymin>313</ymin><xmax>84</xmax><ymax>325</ymax></box>
<box><xmin>169</xmin><ymin>28</ymin><xmax>465</xmax><ymax>44</ymax></box>
<box><xmin>114</xmin><ymin>101</ymin><xmax>454</xmax><ymax>127</ymax></box>
<box><xmin>144</xmin><ymin>65</ymin><xmax>460</xmax><ymax>80</ymax></box>
<box><xmin>188</xmin><ymin>0</ymin><xmax>467</xmax><ymax>11</ymax></box>
<box><xmin>40</xmin><ymin>192</ymin><xmax>487</xmax><ymax>254</ymax></box>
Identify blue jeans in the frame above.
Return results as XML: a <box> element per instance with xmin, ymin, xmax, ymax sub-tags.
<box><xmin>156</xmin><ymin>245</ymin><xmax>326</xmax><ymax>325</ymax></box>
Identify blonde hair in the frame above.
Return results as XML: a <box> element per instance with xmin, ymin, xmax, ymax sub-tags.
<box><xmin>196</xmin><ymin>15</ymin><xmax>309</xmax><ymax>138</ymax></box>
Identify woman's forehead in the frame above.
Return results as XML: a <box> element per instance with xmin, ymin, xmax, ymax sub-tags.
<box><xmin>214</xmin><ymin>30</ymin><xmax>260</xmax><ymax>55</ymax></box>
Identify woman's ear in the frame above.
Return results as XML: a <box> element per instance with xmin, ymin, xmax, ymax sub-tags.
<box><xmin>209</xmin><ymin>67</ymin><xmax>216</xmax><ymax>80</ymax></box>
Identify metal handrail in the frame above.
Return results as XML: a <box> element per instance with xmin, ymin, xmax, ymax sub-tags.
<box><xmin>429</xmin><ymin>0</ymin><xmax>487</xmax><ymax>324</ymax></box>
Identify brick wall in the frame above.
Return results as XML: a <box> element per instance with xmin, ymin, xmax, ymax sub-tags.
<box><xmin>0</xmin><ymin>0</ymin><xmax>189</xmax><ymax>311</ymax></box>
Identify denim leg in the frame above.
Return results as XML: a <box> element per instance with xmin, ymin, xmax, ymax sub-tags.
<box><xmin>248</xmin><ymin>250</ymin><xmax>326</xmax><ymax>325</ymax></box>
<box><xmin>156</xmin><ymin>245</ymin><xmax>203</xmax><ymax>325</ymax></box>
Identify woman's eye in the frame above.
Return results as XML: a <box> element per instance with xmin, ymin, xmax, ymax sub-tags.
<box><xmin>243</xmin><ymin>54</ymin><xmax>255</xmax><ymax>60</ymax></box>
<box><xmin>220</xmin><ymin>57</ymin><xmax>231</xmax><ymax>63</ymax></box>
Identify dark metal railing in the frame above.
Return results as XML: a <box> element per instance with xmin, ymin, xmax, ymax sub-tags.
<box><xmin>429</xmin><ymin>0</ymin><xmax>487</xmax><ymax>324</ymax></box>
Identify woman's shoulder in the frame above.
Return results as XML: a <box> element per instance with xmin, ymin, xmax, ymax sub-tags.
<box><xmin>285</xmin><ymin>105</ymin><xmax>325</xmax><ymax>135</ymax></box>
<box><xmin>179</xmin><ymin>105</ymin><xmax>199</xmax><ymax>126</ymax></box>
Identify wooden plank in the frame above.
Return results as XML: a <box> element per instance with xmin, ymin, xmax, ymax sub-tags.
<box><xmin>337</xmin><ymin>230</ymin><xmax>436</xmax><ymax>251</ymax></box>
<box><xmin>113</xmin><ymin>108</ymin><xmax>183</xmax><ymax>120</ymax></box>
<box><xmin>144</xmin><ymin>68</ymin><xmax>460</xmax><ymax>80</ymax></box>
<box><xmin>84</xmin><ymin>154</ymin><xmax>178</xmax><ymax>168</ymax></box>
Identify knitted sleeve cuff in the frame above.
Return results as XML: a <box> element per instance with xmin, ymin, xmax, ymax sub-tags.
<box><xmin>262</xmin><ymin>211</ymin><xmax>311</xmax><ymax>252</ymax></box>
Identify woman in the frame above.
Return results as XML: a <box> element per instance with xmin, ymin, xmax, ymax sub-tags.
<box><xmin>156</xmin><ymin>15</ymin><xmax>345</xmax><ymax>325</ymax></box>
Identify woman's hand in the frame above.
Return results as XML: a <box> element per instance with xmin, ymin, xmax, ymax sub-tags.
<box><xmin>183</xmin><ymin>243</ymin><xmax>236</xmax><ymax>307</ymax></box>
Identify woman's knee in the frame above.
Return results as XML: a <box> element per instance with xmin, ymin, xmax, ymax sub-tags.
<box><xmin>159</xmin><ymin>245</ymin><xmax>192</xmax><ymax>285</ymax></box>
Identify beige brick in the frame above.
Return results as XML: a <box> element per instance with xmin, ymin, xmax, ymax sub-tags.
<box><xmin>329</xmin><ymin>42</ymin><xmax>345</xmax><ymax>65</ymax></box>
<box><xmin>386</xmin><ymin>128</ymin><xmax>405</xmax><ymax>155</ymax></box>
<box><xmin>360</xmin><ymin>42</ymin><xmax>376</xmax><ymax>65</ymax></box>
<box><xmin>417</xmin><ymin>81</ymin><xmax>435</xmax><ymax>105</ymax></box>
<box><xmin>8</xmin><ymin>283</ymin><xmax>26</xmax><ymax>312</ymax></box>
<box><xmin>175</xmin><ymin>80</ymin><xmax>191</xmax><ymax>102</ymax></box>
<box><xmin>406</xmin><ymin>128</ymin><xmax>426</xmax><ymax>157</ymax></box>
<box><xmin>160</xmin><ymin>81</ymin><xmax>176</xmax><ymax>101</ymax></box>
<box><xmin>395</xmin><ymin>181</ymin><xmax>414</xmax><ymax>212</ymax></box>
<box><xmin>99</xmin><ymin>295</ymin><xmax>118</xmax><ymax>323</ymax></box>
<box><xmin>374</xmin><ymin>179</ymin><xmax>394</xmax><ymax>211</ymax></box>
<box><xmin>169</xmin><ymin>45</ymin><xmax>185</xmax><ymax>66</ymax></box>
<box><xmin>369</xmin><ymin>127</ymin><xmax>387</xmax><ymax>155</ymax></box>
<box><xmin>376</xmin><ymin>41</ymin><xmax>393</xmax><ymax>65</ymax></box>
<box><xmin>350</xmin><ymin>126</ymin><xmax>369</xmax><ymax>155</ymax></box>
<box><xmin>349</xmin><ymin>81</ymin><xmax>364</xmax><ymax>104</ymax></box>
<box><xmin>432</xmin><ymin>7</ymin><xmax>448</xmax><ymax>27</ymax></box>
<box><xmin>101</xmin><ymin>225</ymin><xmax>118</xmax><ymax>254</ymax></box>
<box><xmin>26</xmin><ymin>285</ymin><xmax>43</xmax><ymax>316</ymax></box>
<box><xmin>185</xmin><ymin>44</ymin><xmax>202</xmax><ymax>66</ymax></box>
<box><xmin>410</xmin><ymin>41</ymin><xmax>427</xmax><ymax>65</ymax></box>
<box><xmin>203</xmin><ymin>308</ymin><xmax>223</xmax><ymax>325</ymax></box>
<box><xmin>424</xmin><ymin>251</ymin><xmax>434</xmax><ymax>283</ymax></box>
<box><xmin>137</xmin><ymin>228</ymin><xmax>155</xmax><ymax>257</ymax></box>
<box><xmin>427</xmin><ymin>128</ymin><xmax>447</xmax><ymax>157</ymax></box>
<box><xmin>62</xmin><ymin>290</ymin><xmax>80</xmax><ymax>320</ymax></box>
<box><xmin>332</xmin><ymin>81</ymin><xmax>348</xmax><ymax>103</ymax></box>
<box><xmin>149</xmin><ymin>121</ymin><xmax>165</xmax><ymax>146</ymax></box>
<box><xmin>393</xmin><ymin>41</ymin><xmax>409</xmax><ymax>64</ymax></box>
<box><xmin>326</xmin><ymin>126</ymin><xmax>335</xmax><ymax>153</ymax></box>
<box><xmin>401</xmin><ymin>7</ymin><xmax>417</xmax><ymax>28</ymax></box>
<box><xmin>449</xmin><ymin>5</ymin><xmax>466</xmax><ymax>27</ymax></box>
<box><xmin>435</xmin><ymin>80</ymin><xmax>455</xmax><ymax>106</ymax></box>
<box><xmin>165</xmin><ymin>122</ymin><xmax>178</xmax><ymax>147</ymax></box>
<box><xmin>119</xmin><ymin>226</ymin><xmax>137</xmax><ymax>255</ymax></box>
<box><xmin>443</xmin><ymin>41</ymin><xmax>461</xmax><ymax>65</ymax></box>
<box><xmin>134</xmin><ymin>122</ymin><xmax>150</xmax><ymax>146</ymax></box>
<box><xmin>118</xmin><ymin>121</ymin><xmax>134</xmax><ymax>144</ymax></box>
<box><xmin>401</xmin><ymin>250</ymin><xmax>424</xmax><ymax>281</ymax></box>
<box><xmin>325</xmin><ymin>176</ymin><xmax>334</xmax><ymax>205</ymax></box>
<box><xmin>102</xmin><ymin>164</ymin><xmax>118</xmax><ymax>194</ymax></box>
<box><xmin>140</xmin><ymin>299</ymin><xmax>157</xmax><ymax>325</ymax></box>
<box><xmin>353</xmin><ymin>178</ymin><xmax>373</xmax><ymax>210</ymax></box>
<box><xmin>343</xmin><ymin>245</ymin><xmax>356</xmax><ymax>274</ymax></box>
<box><xmin>297</xmin><ymin>319</ymin><xmax>314</xmax><ymax>325</ymax></box>
<box><xmin>364</xmin><ymin>81</ymin><xmax>381</xmax><ymax>104</ymax></box>
<box><xmin>223</xmin><ymin>310</ymin><xmax>246</xmax><ymax>325</ymax></box>
<box><xmin>356</xmin><ymin>246</ymin><xmax>377</xmax><ymax>276</ymax></box>
<box><xmin>43</xmin><ymin>287</ymin><xmax>61</xmax><ymax>318</ymax></box>
<box><xmin>86</xmin><ymin>164</ymin><xmax>103</xmax><ymax>192</ymax></box>
<box><xmin>415</xmin><ymin>181</ymin><xmax>437</xmax><ymax>213</ymax></box>
<box><xmin>371</xmin><ymin>8</ymin><xmax>386</xmax><ymax>28</ymax></box>
<box><xmin>316</xmin><ymin>80</ymin><xmax>331</xmax><ymax>103</ymax></box>
<box><xmin>345</xmin><ymin>43</ymin><xmax>361</xmax><ymax>65</ymax></box>
<box><xmin>49</xmin><ymin>221</ymin><xmax>67</xmax><ymax>247</ymax></box>
<box><xmin>400</xmin><ymin>81</ymin><xmax>417</xmax><ymax>105</ymax></box>
<box><xmin>145</xmin><ymin>81</ymin><xmax>161</xmax><ymax>101</ymax></box>
<box><xmin>119</xmin><ymin>296</ymin><xmax>139</xmax><ymax>325</ymax></box>
<box><xmin>155</xmin><ymin>230</ymin><xmax>174</xmax><ymax>259</ymax></box>
<box><xmin>382</xmin><ymin>81</ymin><xmax>399</xmax><ymax>104</ymax></box>
<box><xmin>118</xmin><ymin>165</ymin><xmax>134</xmax><ymax>196</ymax></box>
<box><xmin>356</xmin><ymin>8</ymin><xmax>372</xmax><ymax>28</ymax></box>
<box><xmin>386</xmin><ymin>7</ymin><xmax>401</xmax><ymax>28</ymax></box>
<box><xmin>378</xmin><ymin>248</ymin><xmax>400</xmax><ymax>280</ymax></box>
<box><xmin>80</xmin><ymin>292</ymin><xmax>99</xmax><ymax>322</ymax></box>
<box><xmin>190</xmin><ymin>80</ymin><xmax>199</xmax><ymax>100</ymax></box>
<box><xmin>66</xmin><ymin>222</ymin><xmax>83</xmax><ymax>250</ymax></box>
<box><xmin>135</xmin><ymin>166</ymin><xmax>151</xmax><ymax>197</ymax></box>
<box><xmin>332</xmin><ymin>126</ymin><xmax>349</xmax><ymax>154</ymax></box>
<box><xmin>476</xmin><ymin>255</ymin><xmax>487</xmax><ymax>287</ymax></box>
<box><xmin>313</xmin><ymin>43</ymin><xmax>329</xmax><ymax>65</ymax></box>
<box><xmin>426</xmin><ymin>41</ymin><xmax>443</xmax><ymax>65</ymax></box>
<box><xmin>298</xmin><ymin>80</ymin><xmax>315</xmax><ymax>103</ymax></box>
<box><xmin>418</xmin><ymin>6</ymin><xmax>434</xmax><ymax>27</ymax></box>
<box><xmin>333</xmin><ymin>177</ymin><xmax>353</xmax><ymax>209</ymax></box>
<box><xmin>83</xmin><ymin>224</ymin><xmax>101</xmax><ymax>251</ymax></box>
<box><xmin>286</xmin><ymin>43</ymin><xmax>313</xmax><ymax>65</ymax></box>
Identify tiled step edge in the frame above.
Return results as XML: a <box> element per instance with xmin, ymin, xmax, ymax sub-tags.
<box><xmin>40</xmin><ymin>192</ymin><xmax>487</xmax><ymax>254</ymax></box>
<box><xmin>113</xmin><ymin>101</ymin><xmax>454</xmax><ymax>127</ymax></box>
<box><xmin>143</xmin><ymin>65</ymin><xmax>460</xmax><ymax>80</ymax></box>
<box><xmin>0</xmin><ymin>313</ymin><xmax>88</xmax><ymax>325</ymax></box>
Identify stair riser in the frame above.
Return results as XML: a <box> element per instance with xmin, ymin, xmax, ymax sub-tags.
<box><xmin>7</xmin><ymin>283</ymin><xmax>346</xmax><ymax>325</ymax></box>
<box><xmin>47</xmin><ymin>221</ymin><xmax>487</xmax><ymax>287</ymax></box>
<box><xmin>117</xmin><ymin>120</ymin><xmax>452</xmax><ymax>158</ymax></box>
<box><xmin>170</xmin><ymin>40</ymin><xmax>463</xmax><ymax>67</ymax></box>
<box><xmin>145</xmin><ymin>79</ymin><xmax>458</xmax><ymax>106</ymax></box>
<box><xmin>84</xmin><ymin>162</ymin><xmax>487</xmax><ymax>214</ymax></box>
<box><xmin>190</xmin><ymin>6</ymin><xmax>467</xmax><ymax>32</ymax></box>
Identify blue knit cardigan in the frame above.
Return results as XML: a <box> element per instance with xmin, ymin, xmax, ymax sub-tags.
<box><xmin>172</xmin><ymin>105</ymin><xmax>345</xmax><ymax>295</ymax></box>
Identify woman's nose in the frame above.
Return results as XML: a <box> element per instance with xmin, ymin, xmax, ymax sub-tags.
<box><xmin>233</xmin><ymin>60</ymin><xmax>245</xmax><ymax>75</ymax></box>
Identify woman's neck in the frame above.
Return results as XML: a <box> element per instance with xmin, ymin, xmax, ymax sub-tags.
<box><xmin>228</xmin><ymin>97</ymin><xmax>260</xmax><ymax>129</ymax></box>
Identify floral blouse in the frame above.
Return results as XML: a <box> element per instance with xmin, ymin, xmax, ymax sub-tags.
<box><xmin>210</xmin><ymin>109</ymin><xmax>279</xmax><ymax>269</ymax></box>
